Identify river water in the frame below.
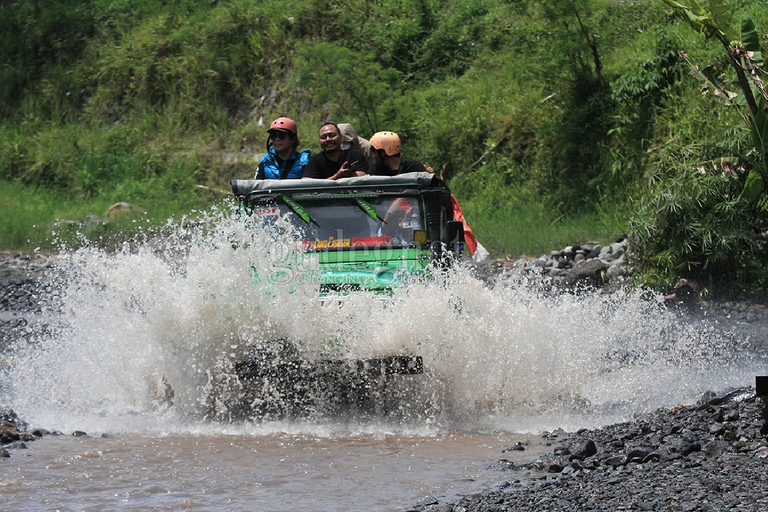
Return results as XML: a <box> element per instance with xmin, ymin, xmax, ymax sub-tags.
<box><xmin>2</xmin><ymin>209</ymin><xmax>766</xmax><ymax>511</ymax></box>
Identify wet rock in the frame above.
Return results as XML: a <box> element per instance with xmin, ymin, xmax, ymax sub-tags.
<box><xmin>568</xmin><ymin>439</ymin><xmax>597</xmax><ymax>460</ymax></box>
<box><xmin>603</xmin><ymin>454</ymin><xmax>627</xmax><ymax>467</ymax></box>
<box><xmin>0</xmin><ymin>407</ymin><xmax>26</xmax><ymax>431</ymax></box>
<box><xmin>563</xmin><ymin>258</ymin><xmax>606</xmax><ymax>288</ymax></box>
<box><xmin>545</xmin><ymin>461</ymin><xmax>563</xmax><ymax>473</ymax></box>
<box><xmin>488</xmin><ymin>459</ymin><xmax>515</xmax><ymax>471</ymax></box>
<box><xmin>709</xmin><ymin>422</ymin><xmax>726</xmax><ymax>436</ymax></box>
<box><xmin>415</xmin><ymin>495</ymin><xmax>439</xmax><ymax>507</ymax></box>
<box><xmin>0</xmin><ymin>429</ymin><xmax>20</xmax><ymax>444</ymax></box>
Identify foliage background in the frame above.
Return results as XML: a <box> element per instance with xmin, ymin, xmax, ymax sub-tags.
<box><xmin>1</xmin><ymin>0</ymin><xmax>767</xmax><ymax>298</ymax></box>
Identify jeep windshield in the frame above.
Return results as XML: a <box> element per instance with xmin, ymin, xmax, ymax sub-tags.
<box><xmin>250</xmin><ymin>195</ymin><xmax>425</xmax><ymax>250</ymax></box>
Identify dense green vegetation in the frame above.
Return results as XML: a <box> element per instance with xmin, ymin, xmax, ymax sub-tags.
<box><xmin>1</xmin><ymin>0</ymin><xmax>767</xmax><ymax>298</ymax></box>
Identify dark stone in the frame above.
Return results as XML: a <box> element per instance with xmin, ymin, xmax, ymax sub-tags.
<box><xmin>563</xmin><ymin>259</ymin><xmax>607</xmax><ymax>288</ymax></box>
<box><xmin>489</xmin><ymin>458</ymin><xmax>515</xmax><ymax>471</ymax></box>
<box><xmin>604</xmin><ymin>454</ymin><xmax>627</xmax><ymax>467</ymax></box>
<box><xmin>643</xmin><ymin>450</ymin><xmax>664</xmax><ymax>463</ymax></box>
<box><xmin>709</xmin><ymin>423</ymin><xmax>726</xmax><ymax>436</ymax></box>
<box><xmin>569</xmin><ymin>439</ymin><xmax>597</xmax><ymax>460</ymax></box>
<box><xmin>546</xmin><ymin>462</ymin><xmax>563</xmax><ymax>473</ymax></box>
<box><xmin>702</xmin><ymin>440</ymin><xmax>731</xmax><ymax>457</ymax></box>
<box><xmin>0</xmin><ymin>408</ymin><xmax>26</xmax><ymax>431</ymax></box>
<box><xmin>414</xmin><ymin>495</ymin><xmax>439</xmax><ymax>507</ymax></box>
<box><xmin>502</xmin><ymin>442</ymin><xmax>527</xmax><ymax>453</ymax></box>
<box><xmin>0</xmin><ymin>430</ymin><xmax>20</xmax><ymax>444</ymax></box>
<box><xmin>626</xmin><ymin>448</ymin><xmax>653</xmax><ymax>463</ymax></box>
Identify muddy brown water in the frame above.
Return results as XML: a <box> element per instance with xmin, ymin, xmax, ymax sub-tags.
<box><xmin>1</xmin><ymin>431</ymin><xmax>549</xmax><ymax>511</ymax></box>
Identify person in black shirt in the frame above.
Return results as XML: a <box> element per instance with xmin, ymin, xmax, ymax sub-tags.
<box><xmin>367</xmin><ymin>130</ymin><xmax>489</xmax><ymax>262</ymax></box>
<box><xmin>367</xmin><ymin>131</ymin><xmax>432</xmax><ymax>176</ymax></box>
<box><xmin>302</xmin><ymin>123</ymin><xmax>368</xmax><ymax>180</ymax></box>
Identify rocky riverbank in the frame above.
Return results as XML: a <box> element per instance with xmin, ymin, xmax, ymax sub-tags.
<box><xmin>408</xmin><ymin>388</ymin><xmax>768</xmax><ymax>512</ymax></box>
<box><xmin>471</xmin><ymin>236</ymin><xmax>633</xmax><ymax>291</ymax></box>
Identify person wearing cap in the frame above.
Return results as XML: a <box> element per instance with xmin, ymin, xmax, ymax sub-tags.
<box><xmin>367</xmin><ymin>131</ymin><xmax>430</xmax><ymax>176</ymax></box>
<box><xmin>337</xmin><ymin>123</ymin><xmax>375</xmax><ymax>168</ymax></box>
<box><xmin>369</xmin><ymin>131</ymin><xmax>489</xmax><ymax>262</ymax></box>
<box><xmin>255</xmin><ymin>117</ymin><xmax>311</xmax><ymax>180</ymax></box>
<box><xmin>302</xmin><ymin>122</ymin><xmax>368</xmax><ymax>180</ymax></box>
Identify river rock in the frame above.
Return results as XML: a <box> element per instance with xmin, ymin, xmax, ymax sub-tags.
<box><xmin>568</xmin><ymin>439</ymin><xmax>597</xmax><ymax>460</ymax></box>
<box><xmin>563</xmin><ymin>258</ymin><xmax>606</xmax><ymax>288</ymax></box>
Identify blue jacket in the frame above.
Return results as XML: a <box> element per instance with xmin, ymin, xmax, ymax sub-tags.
<box><xmin>256</xmin><ymin>148</ymin><xmax>311</xmax><ymax>179</ymax></box>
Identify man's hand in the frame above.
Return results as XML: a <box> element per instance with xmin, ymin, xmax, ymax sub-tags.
<box><xmin>332</xmin><ymin>161</ymin><xmax>358</xmax><ymax>180</ymax></box>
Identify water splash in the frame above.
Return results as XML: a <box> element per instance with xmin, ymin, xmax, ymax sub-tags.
<box><xmin>2</xmin><ymin>207</ymin><xmax>763</xmax><ymax>435</ymax></box>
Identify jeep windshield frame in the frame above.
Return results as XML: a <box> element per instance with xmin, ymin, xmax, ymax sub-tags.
<box><xmin>231</xmin><ymin>172</ymin><xmax>453</xmax><ymax>251</ymax></box>
<box><xmin>249</xmin><ymin>195</ymin><xmax>426</xmax><ymax>251</ymax></box>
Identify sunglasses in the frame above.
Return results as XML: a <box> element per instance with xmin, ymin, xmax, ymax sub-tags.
<box><xmin>270</xmin><ymin>131</ymin><xmax>290</xmax><ymax>140</ymax></box>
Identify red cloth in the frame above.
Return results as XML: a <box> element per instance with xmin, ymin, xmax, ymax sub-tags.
<box><xmin>450</xmin><ymin>194</ymin><xmax>478</xmax><ymax>255</ymax></box>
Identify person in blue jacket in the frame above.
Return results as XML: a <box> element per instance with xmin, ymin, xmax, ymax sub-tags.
<box><xmin>255</xmin><ymin>117</ymin><xmax>311</xmax><ymax>179</ymax></box>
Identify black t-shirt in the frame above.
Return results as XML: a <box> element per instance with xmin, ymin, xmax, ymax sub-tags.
<box><xmin>368</xmin><ymin>159</ymin><xmax>428</xmax><ymax>176</ymax></box>
<box><xmin>302</xmin><ymin>149</ymin><xmax>367</xmax><ymax>179</ymax></box>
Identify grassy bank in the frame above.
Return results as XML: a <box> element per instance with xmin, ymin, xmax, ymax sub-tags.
<box><xmin>0</xmin><ymin>178</ymin><xmax>228</xmax><ymax>251</ymax></box>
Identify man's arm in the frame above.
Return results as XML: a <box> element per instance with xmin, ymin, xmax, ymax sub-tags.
<box><xmin>348</xmin><ymin>149</ymin><xmax>368</xmax><ymax>176</ymax></box>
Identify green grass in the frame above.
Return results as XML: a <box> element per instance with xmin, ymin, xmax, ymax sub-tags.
<box><xmin>459</xmin><ymin>201</ymin><xmax>626</xmax><ymax>259</ymax></box>
<box><xmin>450</xmin><ymin>165</ymin><xmax>630</xmax><ymax>259</ymax></box>
<box><xmin>0</xmin><ymin>179</ymin><xmax>227</xmax><ymax>251</ymax></box>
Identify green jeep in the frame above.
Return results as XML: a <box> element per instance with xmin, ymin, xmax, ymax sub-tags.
<box><xmin>226</xmin><ymin>172</ymin><xmax>464</xmax><ymax>418</ymax></box>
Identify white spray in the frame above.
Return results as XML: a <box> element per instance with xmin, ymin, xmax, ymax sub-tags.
<box><xmin>2</xmin><ymin>206</ymin><xmax>762</xmax><ymax>435</ymax></box>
